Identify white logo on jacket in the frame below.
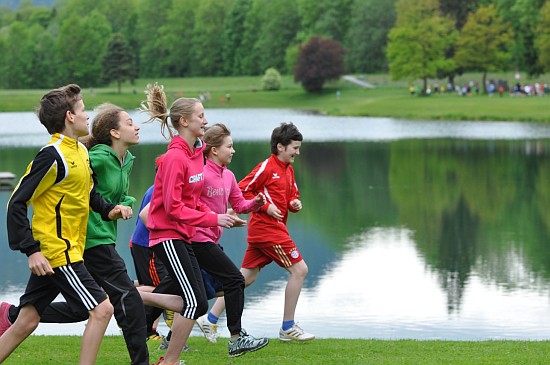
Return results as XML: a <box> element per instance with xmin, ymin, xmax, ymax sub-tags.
<box><xmin>272</xmin><ymin>173</ymin><xmax>280</xmax><ymax>179</ymax></box>
<box><xmin>189</xmin><ymin>172</ymin><xmax>204</xmax><ymax>183</ymax></box>
<box><xmin>206</xmin><ymin>186</ymin><xmax>224</xmax><ymax>197</ymax></box>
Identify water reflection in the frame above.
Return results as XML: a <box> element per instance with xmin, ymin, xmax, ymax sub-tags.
<box><xmin>2</xmin><ymin>111</ymin><xmax>550</xmax><ymax>339</ymax></box>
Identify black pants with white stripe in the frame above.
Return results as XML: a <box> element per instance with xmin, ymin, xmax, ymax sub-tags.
<box><xmin>152</xmin><ymin>239</ymin><xmax>209</xmax><ymax>320</ymax></box>
<box><xmin>18</xmin><ymin>261</ymin><xmax>107</xmax><ymax>315</ymax></box>
<box><xmin>191</xmin><ymin>241</ymin><xmax>245</xmax><ymax>336</ymax></box>
<box><xmin>30</xmin><ymin>245</ymin><xmax>149</xmax><ymax>365</ymax></box>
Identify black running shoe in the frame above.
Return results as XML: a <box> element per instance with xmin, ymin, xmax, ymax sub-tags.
<box><xmin>228</xmin><ymin>329</ymin><xmax>269</xmax><ymax>357</ymax></box>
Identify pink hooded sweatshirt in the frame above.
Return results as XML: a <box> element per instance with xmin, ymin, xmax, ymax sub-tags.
<box><xmin>148</xmin><ymin>136</ymin><xmax>218</xmax><ymax>245</ymax></box>
<box><xmin>192</xmin><ymin>159</ymin><xmax>261</xmax><ymax>244</ymax></box>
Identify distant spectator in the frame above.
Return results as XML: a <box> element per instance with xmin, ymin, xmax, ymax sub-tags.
<box><xmin>488</xmin><ymin>83</ymin><xmax>495</xmax><ymax>97</ymax></box>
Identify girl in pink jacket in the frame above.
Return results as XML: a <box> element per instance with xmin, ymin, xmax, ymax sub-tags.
<box><xmin>193</xmin><ymin>124</ymin><xmax>269</xmax><ymax>355</ymax></box>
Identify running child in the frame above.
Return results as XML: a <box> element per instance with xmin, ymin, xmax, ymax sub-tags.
<box><xmin>200</xmin><ymin>122</ymin><xmax>315</xmax><ymax>342</ymax></box>
<box><xmin>0</xmin><ymin>85</ymin><xmax>131</xmax><ymax>364</ymax></box>
<box><xmin>192</xmin><ymin>123</ymin><xmax>269</xmax><ymax>355</ymax></box>
<box><xmin>137</xmin><ymin>83</ymin><xmax>240</xmax><ymax>365</ymax></box>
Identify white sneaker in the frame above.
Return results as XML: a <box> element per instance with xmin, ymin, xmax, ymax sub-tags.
<box><xmin>197</xmin><ymin>315</ymin><xmax>218</xmax><ymax>343</ymax></box>
<box><xmin>279</xmin><ymin>323</ymin><xmax>315</xmax><ymax>342</ymax></box>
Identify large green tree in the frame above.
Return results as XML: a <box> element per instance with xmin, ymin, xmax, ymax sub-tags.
<box><xmin>222</xmin><ymin>0</ymin><xmax>253</xmax><ymax>76</ymax></box>
<box><xmin>494</xmin><ymin>0</ymin><xmax>545</xmax><ymax>77</ymax></box>
<box><xmin>454</xmin><ymin>5</ymin><xmax>514</xmax><ymax>93</ymax></box>
<box><xmin>0</xmin><ymin>19</ymin><xmax>58</xmax><ymax>88</ymax></box>
<box><xmin>437</xmin><ymin>0</ymin><xmax>481</xmax><ymax>87</ymax></box>
<box><xmin>121</xmin><ymin>11</ymin><xmax>140</xmax><ymax>80</ymax></box>
<box><xmin>190</xmin><ymin>0</ymin><xmax>228</xmax><ymax>76</ymax></box>
<box><xmin>439</xmin><ymin>0</ymin><xmax>480</xmax><ymax>29</ymax></box>
<box><xmin>28</xmin><ymin>27</ymin><xmax>58</xmax><ymax>88</ymax></box>
<box><xmin>1</xmin><ymin>22</ymin><xmax>36</xmax><ymax>88</ymax></box>
<box><xmin>152</xmin><ymin>0</ymin><xmax>199</xmax><ymax>77</ymax></box>
<box><xmin>0</xmin><ymin>3</ymin><xmax>58</xmax><ymax>88</ymax></box>
<box><xmin>254</xmin><ymin>0</ymin><xmax>300</xmax><ymax>74</ymax></box>
<box><xmin>237</xmin><ymin>0</ymin><xmax>265</xmax><ymax>75</ymax></box>
<box><xmin>387</xmin><ymin>0</ymin><xmax>457</xmax><ymax>93</ymax></box>
<box><xmin>102</xmin><ymin>33</ymin><xmax>134</xmax><ymax>93</ymax></box>
<box><xmin>57</xmin><ymin>11</ymin><xmax>111</xmax><ymax>86</ymax></box>
<box><xmin>535</xmin><ymin>1</ymin><xmax>550</xmax><ymax>73</ymax></box>
<box><xmin>345</xmin><ymin>0</ymin><xmax>396</xmax><ymax>73</ymax></box>
<box><xmin>136</xmin><ymin>0</ymin><xmax>171</xmax><ymax>77</ymax></box>
<box><xmin>57</xmin><ymin>0</ymin><xmax>137</xmax><ymax>33</ymax></box>
<box><xmin>296</xmin><ymin>0</ymin><xmax>353</xmax><ymax>43</ymax></box>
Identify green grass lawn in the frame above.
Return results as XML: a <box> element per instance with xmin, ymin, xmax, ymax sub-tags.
<box><xmin>3</xmin><ymin>335</ymin><xmax>550</xmax><ymax>364</ymax></box>
<box><xmin>2</xmin><ymin>72</ymin><xmax>550</xmax><ymax>122</ymax></box>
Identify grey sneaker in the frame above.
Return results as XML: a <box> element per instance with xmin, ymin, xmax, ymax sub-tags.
<box><xmin>279</xmin><ymin>323</ymin><xmax>315</xmax><ymax>341</ymax></box>
<box><xmin>159</xmin><ymin>337</ymin><xmax>193</xmax><ymax>352</ymax></box>
<box><xmin>159</xmin><ymin>336</ymin><xmax>169</xmax><ymax>350</ymax></box>
<box><xmin>197</xmin><ymin>315</ymin><xmax>218</xmax><ymax>343</ymax></box>
<box><xmin>228</xmin><ymin>329</ymin><xmax>269</xmax><ymax>357</ymax></box>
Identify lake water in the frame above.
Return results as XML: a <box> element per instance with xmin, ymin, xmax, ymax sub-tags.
<box><xmin>2</xmin><ymin>109</ymin><xmax>550</xmax><ymax>340</ymax></box>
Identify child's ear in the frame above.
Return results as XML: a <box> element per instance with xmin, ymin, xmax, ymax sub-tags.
<box><xmin>276</xmin><ymin>143</ymin><xmax>284</xmax><ymax>153</ymax></box>
<box><xmin>66</xmin><ymin>110</ymin><xmax>74</xmax><ymax>122</ymax></box>
<box><xmin>179</xmin><ymin>116</ymin><xmax>188</xmax><ymax>127</ymax></box>
<box><xmin>110</xmin><ymin>128</ymin><xmax>120</xmax><ymax>139</ymax></box>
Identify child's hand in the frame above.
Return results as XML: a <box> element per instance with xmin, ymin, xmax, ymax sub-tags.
<box><xmin>109</xmin><ymin>205</ymin><xmax>133</xmax><ymax>220</ymax></box>
<box><xmin>254</xmin><ymin>193</ymin><xmax>266</xmax><ymax>207</ymax></box>
<box><xmin>267</xmin><ymin>204</ymin><xmax>283</xmax><ymax>221</ymax></box>
<box><xmin>217</xmin><ymin>213</ymin><xmax>236</xmax><ymax>228</ymax></box>
<box><xmin>227</xmin><ymin>208</ymin><xmax>247</xmax><ymax>227</ymax></box>
<box><xmin>28</xmin><ymin>252</ymin><xmax>54</xmax><ymax>276</ymax></box>
<box><xmin>290</xmin><ymin>199</ymin><xmax>302</xmax><ymax>211</ymax></box>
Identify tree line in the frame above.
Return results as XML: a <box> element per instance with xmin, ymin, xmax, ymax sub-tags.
<box><xmin>0</xmin><ymin>0</ymin><xmax>548</xmax><ymax>91</ymax></box>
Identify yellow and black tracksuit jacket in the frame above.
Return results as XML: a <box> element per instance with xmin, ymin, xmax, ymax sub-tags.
<box><xmin>7</xmin><ymin>133</ymin><xmax>115</xmax><ymax>268</ymax></box>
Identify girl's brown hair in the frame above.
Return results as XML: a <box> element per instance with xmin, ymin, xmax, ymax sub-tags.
<box><xmin>84</xmin><ymin>103</ymin><xmax>125</xmax><ymax>149</ymax></box>
<box><xmin>203</xmin><ymin>123</ymin><xmax>231</xmax><ymax>157</ymax></box>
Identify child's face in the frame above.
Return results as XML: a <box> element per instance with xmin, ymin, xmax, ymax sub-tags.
<box><xmin>113</xmin><ymin>111</ymin><xmax>140</xmax><ymax>147</ymax></box>
<box><xmin>71</xmin><ymin>99</ymin><xmax>90</xmax><ymax>138</ymax></box>
<box><xmin>185</xmin><ymin>102</ymin><xmax>207</xmax><ymax>138</ymax></box>
<box><xmin>212</xmin><ymin>135</ymin><xmax>235</xmax><ymax>166</ymax></box>
<box><xmin>277</xmin><ymin>140</ymin><xmax>301</xmax><ymax>164</ymax></box>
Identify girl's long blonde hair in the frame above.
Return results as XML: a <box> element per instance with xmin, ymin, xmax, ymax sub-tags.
<box><xmin>140</xmin><ymin>83</ymin><xmax>200</xmax><ymax>140</ymax></box>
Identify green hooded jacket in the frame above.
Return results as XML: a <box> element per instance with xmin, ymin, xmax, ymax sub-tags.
<box><xmin>85</xmin><ymin>144</ymin><xmax>136</xmax><ymax>249</ymax></box>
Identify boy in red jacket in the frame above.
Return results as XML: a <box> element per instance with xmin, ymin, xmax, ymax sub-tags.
<box><xmin>198</xmin><ymin>122</ymin><xmax>315</xmax><ymax>342</ymax></box>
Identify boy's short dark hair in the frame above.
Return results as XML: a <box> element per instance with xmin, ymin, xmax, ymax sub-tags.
<box><xmin>270</xmin><ymin>122</ymin><xmax>303</xmax><ymax>154</ymax></box>
<box><xmin>37</xmin><ymin>84</ymin><xmax>82</xmax><ymax>134</ymax></box>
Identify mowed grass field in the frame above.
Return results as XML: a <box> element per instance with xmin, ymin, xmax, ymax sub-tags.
<box><xmin>3</xmin><ymin>335</ymin><xmax>550</xmax><ymax>365</ymax></box>
<box><xmin>1</xmin><ymin>72</ymin><xmax>549</xmax><ymax>122</ymax></box>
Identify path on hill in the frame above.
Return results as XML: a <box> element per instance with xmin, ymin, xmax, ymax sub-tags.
<box><xmin>343</xmin><ymin>75</ymin><xmax>375</xmax><ymax>88</ymax></box>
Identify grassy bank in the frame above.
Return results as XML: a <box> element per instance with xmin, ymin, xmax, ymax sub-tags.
<box><xmin>2</xmin><ymin>73</ymin><xmax>550</xmax><ymax>122</ymax></box>
<box><xmin>4</xmin><ymin>335</ymin><xmax>550</xmax><ymax>364</ymax></box>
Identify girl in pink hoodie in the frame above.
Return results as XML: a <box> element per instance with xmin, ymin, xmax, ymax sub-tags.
<box><xmin>192</xmin><ymin>124</ymin><xmax>268</xmax><ymax>351</ymax></box>
<box><xmin>138</xmin><ymin>85</ymin><xmax>267</xmax><ymax>364</ymax></box>
<box><xmin>138</xmin><ymin>84</ymin><xmax>236</xmax><ymax>365</ymax></box>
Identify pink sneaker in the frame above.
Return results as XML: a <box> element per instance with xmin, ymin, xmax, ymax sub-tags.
<box><xmin>0</xmin><ymin>302</ymin><xmax>13</xmax><ymax>336</ymax></box>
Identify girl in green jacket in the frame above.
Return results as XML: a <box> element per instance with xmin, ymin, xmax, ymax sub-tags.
<box><xmin>80</xmin><ymin>103</ymin><xmax>148</xmax><ymax>365</ymax></box>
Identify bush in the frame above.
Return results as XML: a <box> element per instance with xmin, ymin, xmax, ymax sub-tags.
<box><xmin>294</xmin><ymin>36</ymin><xmax>346</xmax><ymax>93</ymax></box>
<box><xmin>261</xmin><ymin>68</ymin><xmax>282</xmax><ymax>91</ymax></box>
